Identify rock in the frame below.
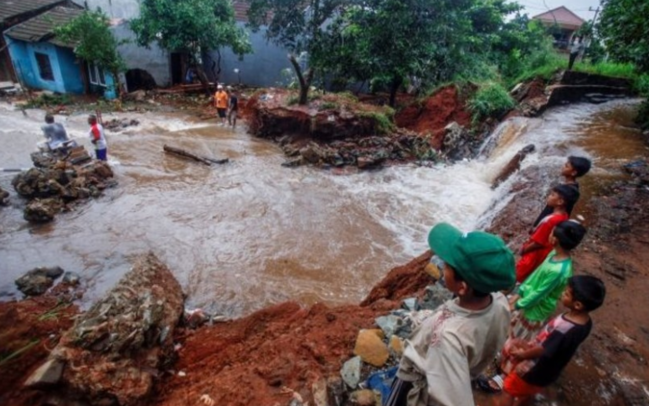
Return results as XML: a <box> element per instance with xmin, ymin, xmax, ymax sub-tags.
<box><xmin>24</xmin><ymin>358</ymin><xmax>65</xmax><ymax>387</ymax></box>
<box><xmin>312</xmin><ymin>378</ymin><xmax>329</xmax><ymax>406</ymax></box>
<box><xmin>418</xmin><ymin>283</ymin><xmax>453</xmax><ymax>311</ymax></box>
<box><xmin>24</xmin><ymin>197</ymin><xmax>63</xmax><ymax>223</ymax></box>
<box><xmin>62</xmin><ymin>272</ymin><xmax>81</xmax><ymax>286</ymax></box>
<box><xmin>15</xmin><ymin>267</ymin><xmax>64</xmax><ymax>296</ymax></box>
<box><xmin>356</xmin><ymin>155</ymin><xmax>385</xmax><ymax>170</ymax></box>
<box><xmin>35</xmin><ymin>252</ymin><xmax>184</xmax><ymax>405</ymax></box>
<box><xmin>353</xmin><ymin>329</ymin><xmax>389</xmax><ymax>367</ymax></box>
<box><xmin>124</xmin><ymin>90</ymin><xmax>146</xmax><ymax>102</ymax></box>
<box><xmin>389</xmin><ymin>335</ymin><xmax>404</xmax><ymax>357</ymax></box>
<box><xmin>341</xmin><ymin>356</ymin><xmax>362</xmax><ymax>389</ymax></box>
<box><xmin>327</xmin><ymin>377</ymin><xmax>347</xmax><ymax>406</ymax></box>
<box><xmin>375</xmin><ymin>315</ymin><xmax>402</xmax><ymax>339</ymax></box>
<box><xmin>492</xmin><ymin>144</ymin><xmax>536</xmax><ymax>189</ymax></box>
<box><xmin>0</xmin><ymin>186</ymin><xmax>9</xmax><ymax>205</ymax></box>
<box><xmin>402</xmin><ymin>298</ymin><xmax>418</xmax><ymax>311</ymax></box>
<box><xmin>300</xmin><ymin>143</ymin><xmax>323</xmax><ymax>164</ymax></box>
<box><xmin>350</xmin><ymin>389</ymin><xmax>378</xmax><ymax>406</ymax></box>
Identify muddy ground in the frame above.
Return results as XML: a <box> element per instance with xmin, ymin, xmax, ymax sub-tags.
<box><xmin>2</xmin><ymin>155</ymin><xmax>648</xmax><ymax>405</ymax></box>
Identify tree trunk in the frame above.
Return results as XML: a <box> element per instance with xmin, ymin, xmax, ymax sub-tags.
<box><xmin>163</xmin><ymin>145</ymin><xmax>229</xmax><ymax>166</ymax></box>
<box><xmin>389</xmin><ymin>75</ymin><xmax>402</xmax><ymax>108</ymax></box>
<box><xmin>288</xmin><ymin>53</ymin><xmax>313</xmax><ymax>105</ymax></box>
<box><xmin>195</xmin><ymin>64</ymin><xmax>212</xmax><ymax>96</ymax></box>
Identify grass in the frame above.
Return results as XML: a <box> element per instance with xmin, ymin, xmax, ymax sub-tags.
<box><xmin>0</xmin><ymin>339</ymin><xmax>40</xmax><ymax>366</ymax></box>
<box><xmin>571</xmin><ymin>61</ymin><xmax>638</xmax><ymax>80</ymax></box>
<box><xmin>360</xmin><ymin>111</ymin><xmax>395</xmax><ymax>134</ymax></box>
<box><xmin>23</xmin><ymin>93</ymin><xmax>73</xmax><ymax>108</ymax></box>
<box><xmin>467</xmin><ymin>82</ymin><xmax>515</xmax><ymax>125</ymax></box>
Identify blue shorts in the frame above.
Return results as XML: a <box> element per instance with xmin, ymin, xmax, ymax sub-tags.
<box><xmin>96</xmin><ymin>148</ymin><xmax>107</xmax><ymax>161</ymax></box>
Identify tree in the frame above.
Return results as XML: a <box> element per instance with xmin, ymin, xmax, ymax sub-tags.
<box><xmin>318</xmin><ymin>0</ymin><xmax>522</xmax><ymax>106</ymax></box>
<box><xmin>598</xmin><ymin>0</ymin><xmax>649</xmax><ymax>72</ymax></box>
<box><xmin>131</xmin><ymin>0</ymin><xmax>251</xmax><ymax>92</ymax></box>
<box><xmin>247</xmin><ymin>0</ymin><xmax>346</xmax><ymax>105</ymax></box>
<box><xmin>54</xmin><ymin>11</ymin><xmax>126</xmax><ymax>97</ymax></box>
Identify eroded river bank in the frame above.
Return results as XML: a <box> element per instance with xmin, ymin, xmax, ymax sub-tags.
<box><xmin>1</xmin><ymin>97</ymin><xmax>648</xmax><ymax>405</ymax></box>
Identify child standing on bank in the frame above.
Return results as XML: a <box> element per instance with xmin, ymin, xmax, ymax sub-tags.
<box><xmin>478</xmin><ymin>220</ymin><xmax>586</xmax><ymax>392</ymax></box>
<box><xmin>385</xmin><ymin>223</ymin><xmax>515</xmax><ymax>406</ymax></box>
<box><xmin>532</xmin><ymin>156</ymin><xmax>591</xmax><ymax>228</ymax></box>
<box><xmin>496</xmin><ymin>275</ymin><xmax>606</xmax><ymax>406</ymax></box>
<box><xmin>516</xmin><ymin>185</ymin><xmax>579</xmax><ymax>283</ymax></box>
<box><xmin>88</xmin><ymin>114</ymin><xmax>108</xmax><ymax>161</ymax></box>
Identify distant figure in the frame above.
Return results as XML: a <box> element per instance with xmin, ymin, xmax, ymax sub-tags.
<box><xmin>214</xmin><ymin>84</ymin><xmax>229</xmax><ymax>126</ymax></box>
<box><xmin>88</xmin><ymin>114</ymin><xmax>108</xmax><ymax>161</ymax></box>
<box><xmin>40</xmin><ymin>114</ymin><xmax>73</xmax><ymax>151</ymax></box>
<box><xmin>532</xmin><ymin>156</ymin><xmax>591</xmax><ymax>228</ymax></box>
<box><xmin>227</xmin><ymin>87</ymin><xmax>239</xmax><ymax>129</ymax></box>
<box><xmin>568</xmin><ymin>38</ymin><xmax>583</xmax><ymax>70</ymax></box>
<box><xmin>516</xmin><ymin>185</ymin><xmax>579</xmax><ymax>283</ymax></box>
<box><xmin>494</xmin><ymin>275</ymin><xmax>606</xmax><ymax>406</ymax></box>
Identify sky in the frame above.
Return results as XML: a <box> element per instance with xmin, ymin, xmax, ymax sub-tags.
<box><xmin>509</xmin><ymin>0</ymin><xmax>603</xmax><ymax>21</ymax></box>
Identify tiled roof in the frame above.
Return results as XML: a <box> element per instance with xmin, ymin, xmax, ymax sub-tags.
<box><xmin>0</xmin><ymin>0</ymin><xmax>66</xmax><ymax>24</ymax></box>
<box><xmin>532</xmin><ymin>6</ymin><xmax>585</xmax><ymax>30</ymax></box>
<box><xmin>4</xmin><ymin>6</ymin><xmax>84</xmax><ymax>47</ymax></box>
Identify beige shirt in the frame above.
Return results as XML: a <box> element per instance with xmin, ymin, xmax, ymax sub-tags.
<box><xmin>397</xmin><ymin>293</ymin><xmax>510</xmax><ymax>406</ymax></box>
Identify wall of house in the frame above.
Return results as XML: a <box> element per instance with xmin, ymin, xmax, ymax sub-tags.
<box><xmin>73</xmin><ymin>0</ymin><xmax>140</xmax><ymax>19</ymax></box>
<box><xmin>56</xmin><ymin>46</ymin><xmax>85</xmax><ymax>94</ymax></box>
<box><xmin>4</xmin><ymin>37</ymin><xmax>85</xmax><ymax>94</ymax></box>
<box><xmin>203</xmin><ymin>25</ymin><xmax>292</xmax><ymax>88</ymax></box>
<box><xmin>111</xmin><ymin>22</ymin><xmax>171</xmax><ymax>88</ymax></box>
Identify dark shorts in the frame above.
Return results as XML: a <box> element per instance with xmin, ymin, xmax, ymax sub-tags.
<box><xmin>96</xmin><ymin>148</ymin><xmax>107</xmax><ymax>161</ymax></box>
<box><xmin>217</xmin><ymin>108</ymin><xmax>227</xmax><ymax>118</ymax></box>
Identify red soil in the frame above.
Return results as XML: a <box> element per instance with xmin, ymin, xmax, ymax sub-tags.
<box><xmin>394</xmin><ymin>86</ymin><xmax>472</xmax><ymax>149</ymax></box>
<box><xmin>0</xmin><ymin>296</ymin><xmax>78</xmax><ymax>405</ymax></box>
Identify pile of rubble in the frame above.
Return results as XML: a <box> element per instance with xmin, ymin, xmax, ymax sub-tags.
<box><xmin>11</xmin><ymin>148</ymin><xmax>116</xmax><ymax>222</ymax></box>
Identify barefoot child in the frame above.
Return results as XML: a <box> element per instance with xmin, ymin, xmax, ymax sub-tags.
<box><xmin>497</xmin><ymin>275</ymin><xmax>606</xmax><ymax>406</ymax></box>
<box><xmin>516</xmin><ymin>185</ymin><xmax>579</xmax><ymax>283</ymax></box>
<box><xmin>385</xmin><ymin>223</ymin><xmax>515</xmax><ymax>406</ymax></box>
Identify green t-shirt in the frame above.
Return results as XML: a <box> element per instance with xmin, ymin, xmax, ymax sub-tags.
<box><xmin>515</xmin><ymin>251</ymin><xmax>572</xmax><ymax>322</ymax></box>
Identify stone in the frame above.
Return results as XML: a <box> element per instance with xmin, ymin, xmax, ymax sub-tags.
<box><xmin>24</xmin><ymin>197</ymin><xmax>63</xmax><ymax>223</ymax></box>
<box><xmin>24</xmin><ymin>358</ymin><xmax>64</xmax><ymax>386</ymax></box>
<box><xmin>418</xmin><ymin>283</ymin><xmax>453</xmax><ymax>311</ymax></box>
<box><xmin>491</xmin><ymin>144</ymin><xmax>536</xmax><ymax>189</ymax></box>
<box><xmin>15</xmin><ymin>267</ymin><xmax>64</xmax><ymax>296</ymax></box>
<box><xmin>300</xmin><ymin>143</ymin><xmax>323</xmax><ymax>164</ymax></box>
<box><xmin>62</xmin><ymin>271</ymin><xmax>81</xmax><ymax>286</ymax></box>
<box><xmin>389</xmin><ymin>335</ymin><xmax>404</xmax><ymax>357</ymax></box>
<box><xmin>0</xmin><ymin>186</ymin><xmax>9</xmax><ymax>206</ymax></box>
<box><xmin>34</xmin><ymin>253</ymin><xmax>184</xmax><ymax>405</ymax></box>
<box><xmin>312</xmin><ymin>378</ymin><xmax>329</xmax><ymax>406</ymax></box>
<box><xmin>402</xmin><ymin>298</ymin><xmax>418</xmax><ymax>311</ymax></box>
<box><xmin>350</xmin><ymin>389</ymin><xmax>378</xmax><ymax>406</ymax></box>
<box><xmin>353</xmin><ymin>330</ymin><xmax>389</xmax><ymax>367</ymax></box>
<box><xmin>341</xmin><ymin>356</ymin><xmax>362</xmax><ymax>389</ymax></box>
<box><xmin>375</xmin><ymin>315</ymin><xmax>401</xmax><ymax>339</ymax></box>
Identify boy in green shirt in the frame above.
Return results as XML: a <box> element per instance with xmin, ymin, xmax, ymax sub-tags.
<box><xmin>479</xmin><ymin>220</ymin><xmax>586</xmax><ymax>392</ymax></box>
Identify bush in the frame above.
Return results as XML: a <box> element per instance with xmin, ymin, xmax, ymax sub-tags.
<box><xmin>637</xmin><ymin>100</ymin><xmax>649</xmax><ymax>132</ymax></box>
<box><xmin>572</xmin><ymin>61</ymin><xmax>638</xmax><ymax>79</ymax></box>
<box><xmin>468</xmin><ymin>82</ymin><xmax>515</xmax><ymax>124</ymax></box>
<box><xmin>23</xmin><ymin>93</ymin><xmax>73</xmax><ymax>108</ymax></box>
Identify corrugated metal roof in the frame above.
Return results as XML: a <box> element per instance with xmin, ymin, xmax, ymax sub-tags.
<box><xmin>233</xmin><ymin>0</ymin><xmax>250</xmax><ymax>23</ymax></box>
<box><xmin>4</xmin><ymin>6</ymin><xmax>84</xmax><ymax>47</ymax></box>
<box><xmin>0</xmin><ymin>0</ymin><xmax>66</xmax><ymax>24</ymax></box>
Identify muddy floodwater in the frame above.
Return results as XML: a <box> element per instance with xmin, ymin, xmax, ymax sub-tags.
<box><xmin>0</xmin><ymin>100</ymin><xmax>644</xmax><ymax>317</ymax></box>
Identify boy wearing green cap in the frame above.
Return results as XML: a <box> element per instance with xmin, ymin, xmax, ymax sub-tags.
<box><xmin>385</xmin><ymin>223</ymin><xmax>516</xmax><ymax>406</ymax></box>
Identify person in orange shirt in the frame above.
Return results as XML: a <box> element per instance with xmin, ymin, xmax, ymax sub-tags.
<box><xmin>214</xmin><ymin>84</ymin><xmax>229</xmax><ymax>126</ymax></box>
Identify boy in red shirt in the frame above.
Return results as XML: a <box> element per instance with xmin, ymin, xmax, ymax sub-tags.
<box><xmin>515</xmin><ymin>185</ymin><xmax>579</xmax><ymax>283</ymax></box>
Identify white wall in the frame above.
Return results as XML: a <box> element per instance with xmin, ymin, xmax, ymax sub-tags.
<box><xmin>73</xmin><ymin>0</ymin><xmax>140</xmax><ymax>19</ymax></box>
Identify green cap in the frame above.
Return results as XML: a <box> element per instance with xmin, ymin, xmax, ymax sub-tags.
<box><xmin>427</xmin><ymin>223</ymin><xmax>515</xmax><ymax>293</ymax></box>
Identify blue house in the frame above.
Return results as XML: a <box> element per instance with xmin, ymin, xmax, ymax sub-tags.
<box><xmin>3</xmin><ymin>5</ymin><xmax>116</xmax><ymax>98</ymax></box>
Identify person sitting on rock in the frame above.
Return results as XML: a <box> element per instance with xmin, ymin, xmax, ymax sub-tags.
<box><xmin>516</xmin><ymin>185</ymin><xmax>579</xmax><ymax>283</ymax></box>
<box><xmin>531</xmin><ymin>156</ymin><xmax>591</xmax><ymax>228</ymax></box>
<box><xmin>40</xmin><ymin>114</ymin><xmax>74</xmax><ymax>152</ymax></box>
<box><xmin>494</xmin><ymin>275</ymin><xmax>605</xmax><ymax>406</ymax></box>
<box><xmin>88</xmin><ymin>114</ymin><xmax>108</xmax><ymax>161</ymax></box>
<box><xmin>385</xmin><ymin>222</ymin><xmax>515</xmax><ymax>406</ymax></box>
<box><xmin>477</xmin><ymin>220</ymin><xmax>586</xmax><ymax>393</ymax></box>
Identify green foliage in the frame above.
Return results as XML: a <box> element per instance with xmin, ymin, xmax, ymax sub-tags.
<box><xmin>468</xmin><ymin>82</ymin><xmax>515</xmax><ymax>124</ymax></box>
<box><xmin>633</xmin><ymin>73</ymin><xmax>649</xmax><ymax>96</ymax></box>
<box><xmin>359</xmin><ymin>110</ymin><xmax>395</xmax><ymax>134</ymax></box>
<box><xmin>572</xmin><ymin>61</ymin><xmax>638</xmax><ymax>79</ymax></box>
<box><xmin>23</xmin><ymin>93</ymin><xmax>73</xmax><ymax>108</ymax></box>
<box><xmin>509</xmin><ymin>46</ymin><xmax>565</xmax><ymax>87</ymax></box>
<box><xmin>54</xmin><ymin>11</ymin><xmax>125</xmax><ymax>86</ymax></box>
<box><xmin>319</xmin><ymin>101</ymin><xmax>339</xmax><ymax>111</ymax></box>
<box><xmin>598</xmin><ymin>0</ymin><xmax>649</xmax><ymax>72</ymax></box>
<box><xmin>131</xmin><ymin>0</ymin><xmax>251</xmax><ymax>57</ymax></box>
<box><xmin>637</xmin><ymin>100</ymin><xmax>649</xmax><ymax>131</ymax></box>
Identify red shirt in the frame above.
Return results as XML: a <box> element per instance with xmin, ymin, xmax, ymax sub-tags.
<box><xmin>516</xmin><ymin>212</ymin><xmax>568</xmax><ymax>283</ymax></box>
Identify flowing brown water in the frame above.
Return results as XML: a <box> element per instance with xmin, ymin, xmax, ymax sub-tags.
<box><xmin>0</xmin><ymin>100</ymin><xmax>643</xmax><ymax>317</ymax></box>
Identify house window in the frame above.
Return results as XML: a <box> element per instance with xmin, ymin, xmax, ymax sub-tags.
<box><xmin>35</xmin><ymin>52</ymin><xmax>54</xmax><ymax>81</ymax></box>
<box><xmin>88</xmin><ymin>63</ymin><xmax>106</xmax><ymax>86</ymax></box>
